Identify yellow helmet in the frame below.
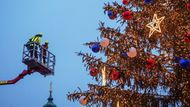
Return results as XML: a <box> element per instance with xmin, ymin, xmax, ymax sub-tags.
<box><xmin>36</xmin><ymin>32</ymin><xmax>42</xmax><ymax>37</ymax></box>
<box><xmin>45</xmin><ymin>40</ymin><xmax>49</xmax><ymax>44</ymax></box>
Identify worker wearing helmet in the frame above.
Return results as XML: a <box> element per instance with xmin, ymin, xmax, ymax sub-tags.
<box><xmin>41</xmin><ymin>40</ymin><xmax>49</xmax><ymax>64</ymax></box>
<box><xmin>29</xmin><ymin>33</ymin><xmax>43</xmax><ymax>59</ymax></box>
<box><xmin>31</xmin><ymin>32</ymin><xmax>42</xmax><ymax>45</ymax></box>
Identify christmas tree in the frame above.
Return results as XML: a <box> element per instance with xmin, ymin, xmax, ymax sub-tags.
<box><xmin>68</xmin><ymin>0</ymin><xmax>190</xmax><ymax>106</ymax></box>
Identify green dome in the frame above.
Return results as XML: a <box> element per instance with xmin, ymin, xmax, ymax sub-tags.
<box><xmin>43</xmin><ymin>96</ymin><xmax>57</xmax><ymax>107</ymax></box>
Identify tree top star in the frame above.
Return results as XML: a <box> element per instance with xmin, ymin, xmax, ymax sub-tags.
<box><xmin>146</xmin><ymin>14</ymin><xmax>165</xmax><ymax>38</ymax></box>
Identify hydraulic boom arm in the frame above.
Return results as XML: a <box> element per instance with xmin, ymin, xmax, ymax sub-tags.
<box><xmin>0</xmin><ymin>70</ymin><xmax>33</xmax><ymax>85</ymax></box>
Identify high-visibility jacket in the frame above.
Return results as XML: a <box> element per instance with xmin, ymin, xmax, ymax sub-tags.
<box><xmin>31</xmin><ymin>36</ymin><xmax>41</xmax><ymax>44</ymax></box>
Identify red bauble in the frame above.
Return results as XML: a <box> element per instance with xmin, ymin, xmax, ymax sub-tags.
<box><xmin>122</xmin><ymin>11</ymin><xmax>132</xmax><ymax>20</ymax></box>
<box><xmin>122</xmin><ymin>0</ymin><xmax>129</xmax><ymax>5</ymax></box>
<box><xmin>90</xmin><ymin>68</ymin><xmax>98</xmax><ymax>77</ymax></box>
<box><xmin>187</xmin><ymin>4</ymin><xmax>190</xmax><ymax>11</ymax></box>
<box><xmin>146</xmin><ymin>59</ymin><xmax>156</xmax><ymax>69</ymax></box>
<box><xmin>185</xmin><ymin>32</ymin><xmax>190</xmax><ymax>43</ymax></box>
<box><xmin>110</xmin><ymin>70</ymin><xmax>120</xmax><ymax>80</ymax></box>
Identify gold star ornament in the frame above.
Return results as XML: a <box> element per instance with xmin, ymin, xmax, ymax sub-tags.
<box><xmin>146</xmin><ymin>14</ymin><xmax>165</xmax><ymax>38</ymax></box>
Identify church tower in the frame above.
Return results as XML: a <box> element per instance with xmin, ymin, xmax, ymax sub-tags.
<box><xmin>43</xmin><ymin>82</ymin><xmax>57</xmax><ymax>107</ymax></box>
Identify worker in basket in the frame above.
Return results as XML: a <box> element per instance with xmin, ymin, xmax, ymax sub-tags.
<box><xmin>27</xmin><ymin>33</ymin><xmax>43</xmax><ymax>59</ymax></box>
<box><xmin>41</xmin><ymin>40</ymin><xmax>49</xmax><ymax>64</ymax></box>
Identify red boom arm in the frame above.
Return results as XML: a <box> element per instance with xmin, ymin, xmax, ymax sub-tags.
<box><xmin>0</xmin><ymin>70</ymin><xmax>33</xmax><ymax>85</ymax></box>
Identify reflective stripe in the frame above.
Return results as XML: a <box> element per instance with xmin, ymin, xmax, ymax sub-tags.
<box><xmin>30</xmin><ymin>36</ymin><xmax>40</xmax><ymax>46</ymax></box>
<box><xmin>31</xmin><ymin>36</ymin><xmax>40</xmax><ymax>43</ymax></box>
<box><xmin>31</xmin><ymin>36</ymin><xmax>35</xmax><ymax>42</ymax></box>
<box><xmin>31</xmin><ymin>37</ymin><xmax>38</xmax><ymax>42</ymax></box>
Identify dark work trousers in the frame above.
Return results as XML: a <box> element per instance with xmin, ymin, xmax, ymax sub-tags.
<box><xmin>43</xmin><ymin>55</ymin><xmax>46</xmax><ymax>64</ymax></box>
<box><xmin>29</xmin><ymin>46</ymin><xmax>38</xmax><ymax>59</ymax></box>
<box><xmin>40</xmin><ymin>44</ymin><xmax>48</xmax><ymax>64</ymax></box>
<box><xmin>42</xmin><ymin>49</ymin><xmax>47</xmax><ymax>64</ymax></box>
<box><xmin>40</xmin><ymin>48</ymin><xmax>47</xmax><ymax>64</ymax></box>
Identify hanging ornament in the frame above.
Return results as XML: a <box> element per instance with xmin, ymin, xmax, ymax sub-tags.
<box><xmin>144</xmin><ymin>0</ymin><xmax>153</xmax><ymax>4</ymax></box>
<box><xmin>121</xmin><ymin>52</ymin><xmax>128</xmax><ymax>58</ymax></box>
<box><xmin>110</xmin><ymin>70</ymin><xmax>120</xmax><ymax>80</ymax></box>
<box><xmin>184</xmin><ymin>32</ymin><xmax>190</xmax><ymax>43</ymax></box>
<box><xmin>179</xmin><ymin>58</ymin><xmax>190</xmax><ymax>69</ymax></box>
<box><xmin>127</xmin><ymin>47</ymin><xmax>137</xmax><ymax>58</ymax></box>
<box><xmin>91</xmin><ymin>43</ymin><xmax>100</xmax><ymax>53</ymax></box>
<box><xmin>187</xmin><ymin>3</ymin><xmax>190</xmax><ymax>11</ymax></box>
<box><xmin>146</xmin><ymin>14</ymin><xmax>165</xmax><ymax>38</ymax></box>
<box><xmin>79</xmin><ymin>96</ymin><xmax>88</xmax><ymax>106</ymax></box>
<box><xmin>100</xmin><ymin>38</ymin><xmax>109</xmax><ymax>47</ymax></box>
<box><xmin>90</xmin><ymin>67</ymin><xmax>98</xmax><ymax>77</ymax></box>
<box><xmin>146</xmin><ymin>59</ymin><xmax>156</xmax><ymax>69</ymax></box>
<box><xmin>107</xmin><ymin>10</ymin><xmax>117</xmax><ymax>20</ymax></box>
<box><xmin>122</xmin><ymin>11</ymin><xmax>132</xmax><ymax>20</ymax></box>
<box><xmin>122</xmin><ymin>0</ymin><xmax>129</xmax><ymax>5</ymax></box>
<box><xmin>129</xmin><ymin>47</ymin><xmax>136</xmax><ymax>53</ymax></box>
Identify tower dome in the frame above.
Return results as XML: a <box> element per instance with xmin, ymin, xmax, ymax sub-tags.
<box><xmin>43</xmin><ymin>82</ymin><xmax>57</xmax><ymax>107</ymax></box>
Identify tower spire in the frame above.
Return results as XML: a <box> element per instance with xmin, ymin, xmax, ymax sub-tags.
<box><xmin>50</xmin><ymin>81</ymin><xmax>52</xmax><ymax>98</ymax></box>
<box><xmin>43</xmin><ymin>81</ymin><xmax>57</xmax><ymax>107</ymax></box>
